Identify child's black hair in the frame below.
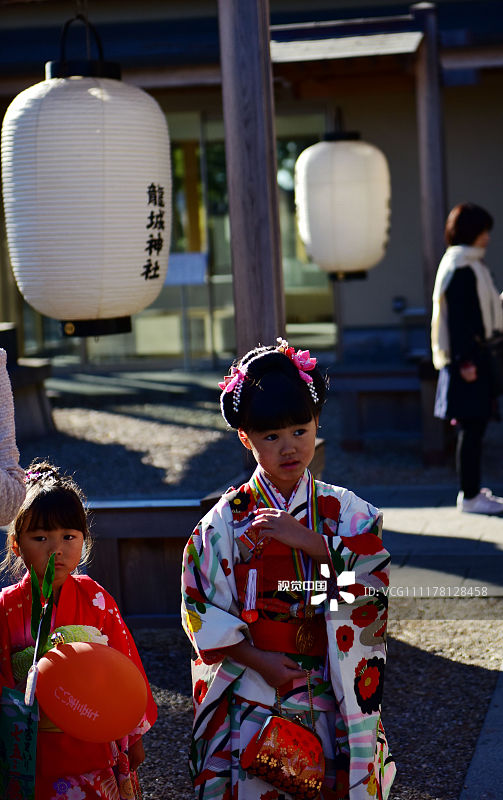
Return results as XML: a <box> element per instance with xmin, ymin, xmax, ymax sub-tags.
<box><xmin>220</xmin><ymin>344</ymin><xmax>327</xmax><ymax>431</ymax></box>
<box><xmin>1</xmin><ymin>459</ymin><xmax>91</xmax><ymax>578</ymax></box>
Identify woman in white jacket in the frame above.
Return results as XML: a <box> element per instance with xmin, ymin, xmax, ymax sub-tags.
<box><xmin>431</xmin><ymin>203</ymin><xmax>503</xmax><ymax>514</ymax></box>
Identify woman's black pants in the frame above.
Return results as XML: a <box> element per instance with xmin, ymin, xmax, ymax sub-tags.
<box><xmin>456</xmin><ymin>417</ymin><xmax>489</xmax><ymax>498</ymax></box>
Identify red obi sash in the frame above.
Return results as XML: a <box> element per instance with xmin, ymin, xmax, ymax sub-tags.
<box><xmin>235</xmin><ymin>538</ymin><xmax>327</xmax><ymax>657</ymax></box>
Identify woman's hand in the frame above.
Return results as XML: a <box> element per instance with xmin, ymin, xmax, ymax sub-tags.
<box><xmin>127</xmin><ymin>737</ymin><xmax>145</xmax><ymax>772</ymax></box>
<box><xmin>249</xmin><ymin>509</ymin><xmax>327</xmax><ymax>559</ymax></box>
<box><xmin>460</xmin><ymin>362</ymin><xmax>477</xmax><ymax>382</ymax></box>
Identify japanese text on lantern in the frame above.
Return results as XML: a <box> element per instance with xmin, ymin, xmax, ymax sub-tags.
<box><xmin>141</xmin><ymin>183</ymin><xmax>165</xmax><ymax>280</ymax></box>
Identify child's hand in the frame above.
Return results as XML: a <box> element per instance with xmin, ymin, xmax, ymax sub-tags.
<box><xmin>250</xmin><ymin>509</ymin><xmax>306</xmax><ymax>548</ymax></box>
<box><xmin>250</xmin><ymin>509</ymin><xmax>327</xmax><ymax>559</ymax></box>
<box><xmin>255</xmin><ymin>650</ymin><xmax>306</xmax><ymax>688</ymax></box>
<box><xmin>127</xmin><ymin>737</ymin><xmax>145</xmax><ymax>772</ymax></box>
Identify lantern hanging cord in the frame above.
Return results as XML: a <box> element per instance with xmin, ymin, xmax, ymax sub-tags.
<box><xmin>74</xmin><ymin>1</ymin><xmax>91</xmax><ymax>56</ymax></box>
<box><xmin>75</xmin><ymin>0</ymin><xmax>89</xmax><ymax>20</ymax></box>
<box><xmin>59</xmin><ymin>11</ymin><xmax>105</xmax><ymax>66</ymax></box>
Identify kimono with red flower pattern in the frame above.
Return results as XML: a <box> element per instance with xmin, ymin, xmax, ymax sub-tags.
<box><xmin>0</xmin><ymin>573</ymin><xmax>157</xmax><ymax>800</ymax></box>
<box><xmin>182</xmin><ymin>467</ymin><xmax>396</xmax><ymax>800</ymax></box>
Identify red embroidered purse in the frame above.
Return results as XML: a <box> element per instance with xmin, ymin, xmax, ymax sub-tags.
<box><xmin>240</xmin><ymin>671</ymin><xmax>325</xmax><ymax>800</ymax></box>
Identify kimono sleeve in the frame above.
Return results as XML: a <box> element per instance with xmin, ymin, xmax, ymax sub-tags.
<box><xmin>182</xmin><ymin>498</ymin><xmax>249</xmax><ymax>664</ymax></box>
<box><xmin>317</xmin><ymin>487</ymin><xmax>394</xmax><ymax>799</ymax></box>
<box><xmin>0</xmin><ymin>588</ymin><xmax>15</xmax><ymax>691</ymax></box>
<box><xmin>317</xmin><ymin>486</ymin><xmax>388</xmax><ymax>594</ymax></box>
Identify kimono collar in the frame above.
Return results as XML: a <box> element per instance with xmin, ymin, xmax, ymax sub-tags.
<box><xmin>251</xmin><ymin>466</ymin><xmax>313</xmax><ymax>516</ymax></box>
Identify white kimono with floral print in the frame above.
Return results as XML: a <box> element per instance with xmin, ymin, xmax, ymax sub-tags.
<box><xmin>182</xmin><ymin>467</ymin><xmax>395</xmax><ymax>799</ymax></box>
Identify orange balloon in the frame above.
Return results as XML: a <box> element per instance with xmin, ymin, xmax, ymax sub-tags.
<box><xmin>36</xmin><ymin>642</ymin><xmax>148</xmax><ymax>743</ymax></box>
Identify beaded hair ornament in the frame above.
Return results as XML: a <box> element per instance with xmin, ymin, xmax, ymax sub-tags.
<box><xmin>219</xmin><ymin>338</ymin><xmax>319</xmax><ymax>416</ymax></box>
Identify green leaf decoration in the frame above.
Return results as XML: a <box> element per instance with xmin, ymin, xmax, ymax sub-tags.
<box><xmin>42</xmin><ymin>554</ymin><xmax>55</xmax><ymax>600</ymax></box>
<box><xmin>30</xmin><ymin>567</ymin><xmax>42</xmax><ymax>643</ymax></box>
<box><xmin>30</xmin><ymin>554</ymin><xmax>56</xmax><ymax>660</ymax></box>
<box><xmin>36</xmin><ymin>596</ymin><xmax>54</xmax><ymax>661</ymax></box>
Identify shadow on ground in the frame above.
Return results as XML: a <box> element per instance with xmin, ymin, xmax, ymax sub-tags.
<box><xmin>18</xmin><ymin>413</ymin><xmax>244</xmax><ymax>500</ymax></box>
<box><xmin>384</xmin><ymin>635</ymin><xmax>497</xmax><ymax>800</ymax></box>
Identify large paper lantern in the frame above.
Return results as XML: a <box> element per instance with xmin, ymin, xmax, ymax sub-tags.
<box><xmin>294</xmin><ymin>134</ymin><xmax>390</xmax><ymax>275</ymax></box>
<box><xmin>1</xmin><ymin>16</ymin><xmax>171</xmax><ymax>336</ymax></box>
<box><xmin>36</xmin><ymin>642</ymin><xmax>148</xmax><ymax>742</ymax></box>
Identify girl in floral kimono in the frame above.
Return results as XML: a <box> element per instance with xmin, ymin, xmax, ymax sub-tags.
<box><xmin>0</xmin><ymin>460</ymin><xmax>157</xmax><ymax>800</ymax></box>
<box><xmin>182</xmin><ymin>341</ymin><xmax>395</xmax><ymax>800</ymax></box>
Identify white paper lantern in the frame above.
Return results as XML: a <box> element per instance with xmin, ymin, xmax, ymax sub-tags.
<box><xmin>294</xmin><ymin>137</ymin><xmax>390</xmax><ymax>274</ymax></box>
<box><xmin>1</xmin><ymin>72</ymin><xmax>171</xmax><ymax>334</ymax></box>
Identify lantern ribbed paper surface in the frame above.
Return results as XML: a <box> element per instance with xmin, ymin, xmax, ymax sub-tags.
<box><xmin>1</xmin><ymin>76</ymin><xmax>171</xmax><ymax>321</ymax></box>
<box><xmin>295</xmin><ymin>139</ymin><xmax>390</xmax><ymax>273</ymax></box>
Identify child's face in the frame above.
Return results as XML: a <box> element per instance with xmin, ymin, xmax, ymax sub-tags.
<box><xmin>238</xmin><ymin>417</ymin><xmax>318</xmax><ymax>499</ymax></box>
<box><xmin>13</xmin><ymin>526</ymin><xmax>84</xmax><ymax>591</ymax></box>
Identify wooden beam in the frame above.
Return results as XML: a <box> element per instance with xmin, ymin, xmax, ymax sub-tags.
<box><xmin>290</xmin><ymin>72</ymin><xmax>414</xmax><ymax>100</ymax></box>
<box><xmin>441</xmin><ymin>45</ymin><xmax>503</xmax><ymax>70</ymax></box>
<box><xmin>217</xmin><ymin>0</ymin><xmax>285</xmax><ymax>356</ymax></box>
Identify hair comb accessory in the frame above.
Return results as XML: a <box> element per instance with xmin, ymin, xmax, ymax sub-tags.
<box><xmin>276</xmin><ymin>338</ymin><xmax>319</xmax><ymax>404</ymax></box>
<box><xmin>219</xmin><ymin>366</ymin><xmax>246</xmax><ymax>414</ymax></box>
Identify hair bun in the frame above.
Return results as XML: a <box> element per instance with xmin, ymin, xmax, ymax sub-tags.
<box><xmin>25</xmin><ymin>460</ymin><xmax>61</xmax><ymax>487</ymax></box>
<box><xmin>220</xmin><ymin>343</ymin><xmax>326</xmax><ymax>430</ymax></box>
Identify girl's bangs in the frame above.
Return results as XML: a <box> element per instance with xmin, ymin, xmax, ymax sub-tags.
<box><xmin>23</xmin><ymin>490</ymin><xmax>87</xmax><ymax>536</ymax></box>
<box><xmin>244</xmin><ymin>381</ymin><xmax>313</xmax><ymax>431</ymax></box>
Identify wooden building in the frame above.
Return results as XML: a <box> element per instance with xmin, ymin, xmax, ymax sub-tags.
<box><xmin>1</xmin><ymin>0</ymin><xmax>503</xmax><ymax>366</ymax></box>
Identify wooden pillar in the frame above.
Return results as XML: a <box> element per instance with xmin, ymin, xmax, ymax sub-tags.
<box><xmin>412</xmin><ymin>2</ymin><xmax>447</xmax><ymax>317</ymax></box>
<box><xmin>412</xmin><ymin>3</ymin><xmax>448</xmax><ymax>464</ymax></box>
<box><xmin>217</xmin><ymin>0</ymin><xmax>286</xmax><ymax>356</ymax></box>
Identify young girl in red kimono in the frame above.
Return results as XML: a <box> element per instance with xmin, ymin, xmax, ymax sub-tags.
<box><xmin>182</xmin><ymin>341</ymin><xmax>395</xmax><ymax>800</ymax></box>
<box><xmin>0</xmin><ymin>461</ymin><xmax>157</xmax><ymax>800</ymax></box>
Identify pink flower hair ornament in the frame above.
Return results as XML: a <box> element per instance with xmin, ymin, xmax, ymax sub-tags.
<box><xmin>219</xmin><ymin>340</ymin><xmax>320</xmax><ymax>416</ymax></box>
<box><xmin>218</xmin><ymin>366</ymin><xmax>245</xmax><ymax>393</ymax></box>
<box><xmin>25</xmin><ymin>470</ymin><xmax>42</xmax><ymax>482</ymax></box>
<box><xmin>218</xmin><ymin>366</ymin><xmax>246</xmax><ymax>413</ymax></box>
<box><xmin>276</xmin><ymin>339</ymin><xmax>317</xmax><ymax>384</ymax></box>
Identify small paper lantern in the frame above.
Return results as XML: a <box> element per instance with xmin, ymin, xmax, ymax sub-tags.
<box><xmin>294</xmin><ymin>135</ymin><xmax>390</xmax><ymax>274</ymax></box>
<box><xmin>1</xmin><ymin>16</ymin><xmax>171</xmax><ymax>336</ymax></box>
<box><xmin>36</xmin><ymin>642</ymin><xmax>148</xmax><ymax>743</ymax></box>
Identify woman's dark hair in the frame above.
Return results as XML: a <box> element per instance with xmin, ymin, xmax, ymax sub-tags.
<box><xmin>1</xmin><ymin>459</ymin><xmax>91</xmax><ymax>578</ymax></box>
<box><xmin>444</xmin><ymin>203</ymin><xmax>493</xmax><ymax>246</ymax></box>
<box><xmin>220</xmin><ymin>344</ymin><xmax>327</xmax><ymax>431</ymax></box>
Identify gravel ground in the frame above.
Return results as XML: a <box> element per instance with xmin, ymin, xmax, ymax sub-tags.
<box><xmin>15</xmin><ymin>372</ymin><xmax>503</xmax><ymax>799</ymax></box>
